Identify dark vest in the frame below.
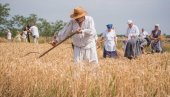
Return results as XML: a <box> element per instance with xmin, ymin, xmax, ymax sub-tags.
<box><xmin>151</xmin><ymin>30</ymin><xmax>161</xmax><ymax>38</ymax></box>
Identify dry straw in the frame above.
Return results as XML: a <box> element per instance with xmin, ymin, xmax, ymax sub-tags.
<box><xmin>0</xmin><ymin>43</ymin><xmax>170</xmax><ymax>97</ymax></box>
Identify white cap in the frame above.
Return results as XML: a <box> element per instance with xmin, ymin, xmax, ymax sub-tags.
<box><xmin>127</xmin><ymin>20</ymin><xmax>133</xmax><ymax>24</ymax></box>
<box><xmin>155</xmin><ymin>24</ymin><xmax>160</xmax><ymax>27</ymax></box>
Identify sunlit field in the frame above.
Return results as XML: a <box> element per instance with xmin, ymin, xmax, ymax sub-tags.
<box><xmin>0</xmin><ymin>38</ymin><xmax>170</xmax><ymax>97</ymax></box>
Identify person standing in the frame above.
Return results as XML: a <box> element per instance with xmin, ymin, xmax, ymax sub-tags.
<box><xmin>124</xmin><ymin>20</ymin><xmax>141</xmax><ymax>59</ymax></box>
<box><xmin>126</xmin><ymin>20</ymin><xmax>140</xmax><ymax>40</ymax></box>
<box><xmin>15</xmin><ymin>31</ymin><xmax>21</xmax><ymax>42</ymax></box>
<box><xmin>51</xmin><ymin>7</ymin><xmax>98</xmax><ymax>64</ymax></box>
<box><xmin>6</xmin><ymin>29</ymin><xmax>12</xmax><ymax>42</ymax></box>
<box><xmin>26</xmin><ymin>25</ymin><xmax>31</xmax><ymax>43</ymax></box>
<box><xmin>29</xmin><ymin>23</ymin><xmax>39</xmax><ymax>43</ymax></box>
<box><xmin>150</xmin><ymin>24</ymin><xmax>163</xmax><ymax>53</ymax></box>
<box><xmin>101</xmin><ymin>24</ymin><xmax>117</xmax><ymax>58</ymax></box>
<box><xmin>21</xmin><ymin>27</ymin><xmax>28</xmax><ymax>42</ymax></box>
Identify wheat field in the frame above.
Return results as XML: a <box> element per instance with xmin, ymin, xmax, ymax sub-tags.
<box><xmin>0</xmin><ymin>42</ymin><xmax>170</xmax><ymax>97</ymax></box>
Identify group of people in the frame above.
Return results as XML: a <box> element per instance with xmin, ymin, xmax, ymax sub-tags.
<box><xmin>51</xmin><ymin>6</ymin><xmax>163</xmax><ymax>64</ymax></box>
<box><xmin>124</xmin><ymin>21</ymin><xmax>163</xmax><ymax>59</ymax></box>
<box><xmin>5</xmin><ymin>23</ymin><xmax>39</xmax><ymax>43</ymax></box>
<box><xmin>4</xmin><ymin>6</ymin><xmax>163</xmax><ymax>64</ymax></box>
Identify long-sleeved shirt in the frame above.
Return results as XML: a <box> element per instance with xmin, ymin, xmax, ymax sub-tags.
<box><xmin>29</xmin><ymin>26</ymin><xmax>39</xmax><ymax>37</ymax></box>
<box><xmin>7</xmin><ymin>32</ymin><xmax>12</xmax><ymax>40</ymax></box>
<box><xmin>56</xmin><ymin>16</ymin><xmax>97</xmax><ymax>49</ymax></box>
<box><xmin>139</xmin><ymin>31</ymin><xmax>149</xmax><ymax>39</ymax></box>
<box><xmin>22</xmin><ymin>31</ymin><xmax>27</xmax><ymax>39</ymax></box>
<box><xmin>126</xmin><ymin>25</ymin><xmax>140</xmax><ymax>40</ymax></box>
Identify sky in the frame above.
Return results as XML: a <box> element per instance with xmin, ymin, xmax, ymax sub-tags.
<box><xmin>1</xmin><ymin>0</ymin><xmax>170</xmax><ymax>35</ymax></box>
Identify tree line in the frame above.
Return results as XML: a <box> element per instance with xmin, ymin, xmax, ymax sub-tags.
<box><xmin>0</xmin><ymin>3</ymin><xmax>66</xmax><ymax>37</ymax></box>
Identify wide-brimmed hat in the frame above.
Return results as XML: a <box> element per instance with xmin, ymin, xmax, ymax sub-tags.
<box><xmin>70</xmin><ymin>7</ymin><xmax>87</xmax><ymax>19</ymax></box>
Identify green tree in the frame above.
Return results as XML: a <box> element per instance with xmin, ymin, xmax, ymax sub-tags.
<box><xmin>27</xmin><ymin>14</ymin><xmax>38</xmax><ymax>25</ymax></box>
<box><xmin>37</xmin><ymin>18</ymin><xmax>52</xmax><ymax>37</ymax></box>
<box><xmin>8</xmin><ymin>15</ymin><xmax>26</xmax><ymax>29</ymax></box>
<box><xmin>37</xmin><ymin>19</ymin><xmax>66</xmax><ymax>37</ymax></box>
<box><xmin>51</xmin><ymin>20</ymin><xmax>66</xmax><ymax>34</ymax></box>
<box><xmin>0</xmin><ymin>3</ymin><xmax>66</xmax><ymax>38</ymax></box>
<box><xmin>0</xmin><ymin>3</ymin><xmax>10</xmax><ymax>36</ymax></box>
<box><xmin>8</xmin><ymin>14</ymin><xmax>38</xmax><ymax>29</ymax></box>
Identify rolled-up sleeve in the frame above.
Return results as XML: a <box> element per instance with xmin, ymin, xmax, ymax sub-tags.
<box><xmin>81</xmin><ymin>17</ymin><xmax>96</xmax><ymax>36</ymax></box>
<box><xmin>56</xmin><ymin>21</ymin><xmax>73</xmax><ymax>42</ymax></box>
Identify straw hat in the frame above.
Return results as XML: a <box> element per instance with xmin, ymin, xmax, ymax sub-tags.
<box><xmin>70</xmin><ymin>7</ymin><xmax>87</xmax><ymax>19</ymax></box>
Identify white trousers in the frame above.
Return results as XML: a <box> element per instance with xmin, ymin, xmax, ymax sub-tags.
<box><xmin>33</xmin><ymin>36</ymin><xmax>39</xmax><ymax>44</ymax></box>
<box><xmin>73</xmin><ymin>46</ymin><xmax>98</xmax><ymax>64</ymax></box>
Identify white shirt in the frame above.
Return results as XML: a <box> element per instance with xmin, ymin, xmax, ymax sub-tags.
<box><xmin>29</xmin><ymin>26</ymin><xmax>39</xmax><ymax>37</ymax></box>
<box><xmin>126</xmin><ymin>25</ymin><xmax>140</xmax><ymax>40</ymax></box>
<box><xmin>102</xmin><ymin>29</ymin><xmax>117</xmax><ymax>51</ymax></box>
<box><xmin>139</xmin><ymin>31</ymin><xmax>149</xmax><ymax>39</ymax></box>
<box><xmin>56</xmin><ymin>16</ymin><xmax>97</xmax><ymax>49</ymax></box>
<box><xmin>94</xmin><ymin>34</ymin><xmax>98</xmax><ymax>41</ymax></box>
<box><xmin>7</xmin><ymin>32</ymin><xmax>12</xmax><ymax>40</ymax></box>
<box><xmin>22</xmin><ymin>31</ymin><xmax>27</xmax><ymax>39</ymax></box>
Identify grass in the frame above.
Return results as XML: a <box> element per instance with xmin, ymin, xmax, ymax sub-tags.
<box><xmin>0</xmin><ymin>38</ymin><xmax>170</xmax><ymax>97</ymax></box>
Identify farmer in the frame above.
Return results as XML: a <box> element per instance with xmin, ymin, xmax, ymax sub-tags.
<box><xmin>21</xmin><ymin>27</ymin><xmax>28</xmax><ymax>42</ymax></box>
<box><xmin>29</xmin><ymin>23</ymin><xmax>39</xmax><ymax>43</ymax></box>
<box><xmin>101</xmin><ymin>24</ymin><xmax>117</xmax><ymax>58</ymax></box>
<box><xmin>51</xmin><ymin>6</ymin><xmax>98</xmax><ymax>64</ymax></box>
<box><xmin>139</xmin><ymin>28</ymin><xmax>149</xmax><ymax>39</ymax></box>
<box><xmin>150</xmin><ymin>24</ymin><xmax>163</xmax><ymax>53</ymax></box>
<box><xmin>124</xmin><ymin>20</ymin><xmax>141</xmax><ymax>59</ymax></box>
<box><xmin>139</xmin><ymin>28</ymin><xmax>151</xmax><ymax>54</ymax></box>
<box><xmin>26</xmin><ymin>25</ymin><xmax>31</xmax><ymax>43</ymax></box>
<box><xmin>15</xmin><ymin>31</ymin><xmax>21</xmax><ymax>42</ymax></box>
<box><xmin>126</xmin><ymin>20</ymin><xmax>140</xmax><ymax>40</ymax></box>
<box><xmin>6</xmin><ymin>29</ymin><xmax>12</xmax><ymax>41</ymax></box>
<box><xmin>138</xmin><ymin>37</ymin><xmax>148</xmax><ymax>54</ymax></box>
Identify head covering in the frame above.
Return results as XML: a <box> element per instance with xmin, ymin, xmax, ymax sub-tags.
<box><xmin>127</xmin><ymin>20</ymin><xmax>133</xmax><ymax>24</ymax></box>
<box><xmin>70</xmin><ymin>7</ymin><xmax>87</xmax><ymax>19</ymax></box>
<box><xmin>155</xmin><ymin>24</ymin><xmax>160</xmax><ymax>27</ymax></box>
<box><xmin>106</xmin><ymin>24</ymin><xmax>113</xmax><ymax>29</ymax></box>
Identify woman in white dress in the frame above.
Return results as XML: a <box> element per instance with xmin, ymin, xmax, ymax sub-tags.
<box><xmin>6</xmin><ymin>29</ymin><xmax>12</xmax><ymax>41</ymax></box>
<box><xmin>21</xmin><ymin>27</ymin><xmax>27</xmax><ymax>42</ymax></box>
<box><xmin>21</xmin><ymin>27</ymin><xmax>28</xmax><ymax>42</ymax></box>
<box><xmin>102</xmin><ymin>24</ymin><xmax>117</xmax><ymax>58</ymax></box>
<box><xmin>124</xmin><ymin>20</ymin><xmax>141</xmax><ymax>59</ymax></box>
